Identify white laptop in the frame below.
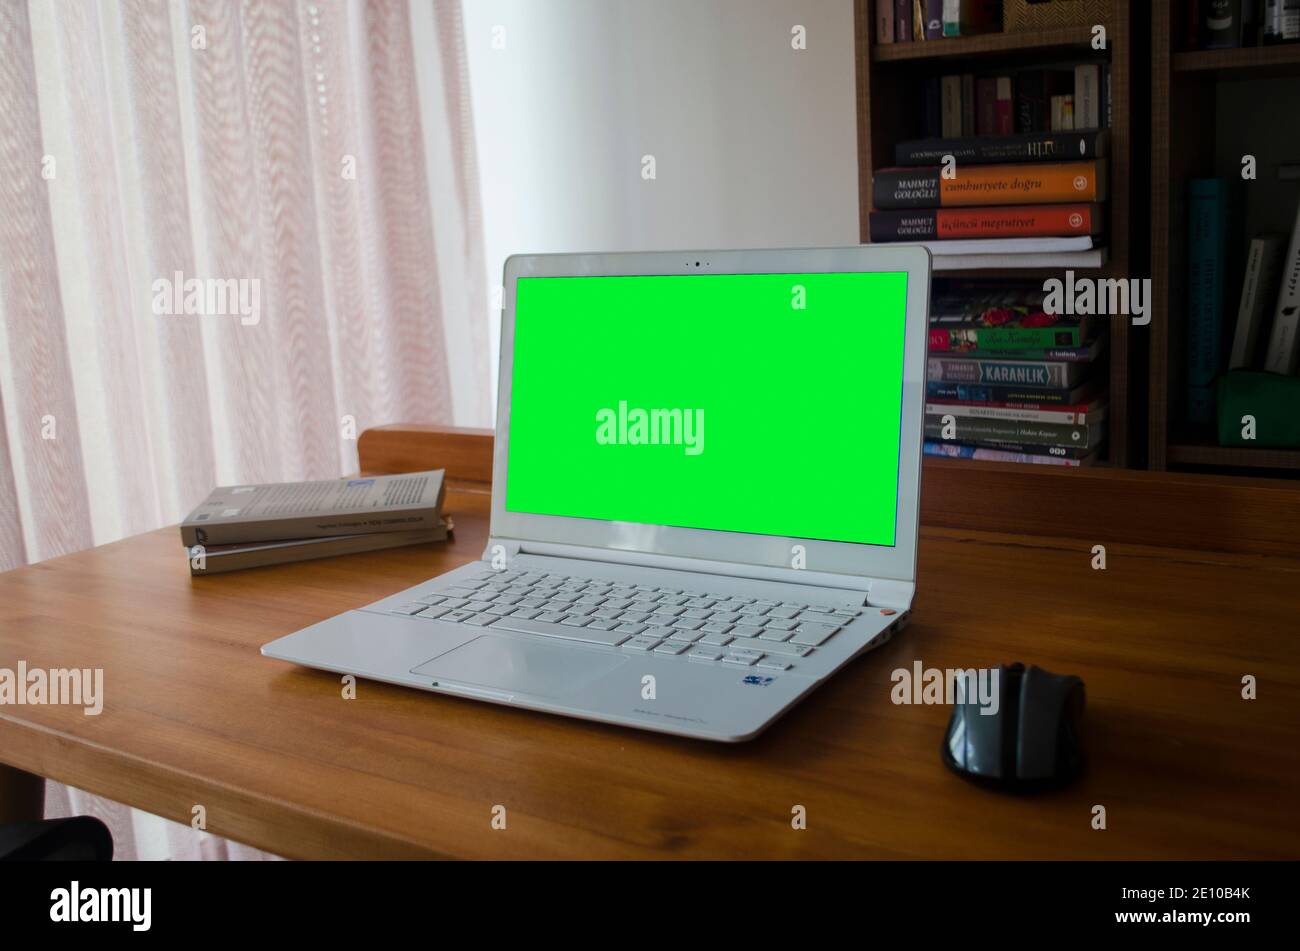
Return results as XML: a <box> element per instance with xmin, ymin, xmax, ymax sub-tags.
<box><xmin>263</xmin><ymin>245</ymin><xmax>930</xmax><ymax>741</ymax></box>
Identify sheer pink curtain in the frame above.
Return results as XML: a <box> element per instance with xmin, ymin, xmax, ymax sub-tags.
<box><xmin>0</xmin><ymin>0</ymin><xmax>490</xmax><ymax>859</ymax></box>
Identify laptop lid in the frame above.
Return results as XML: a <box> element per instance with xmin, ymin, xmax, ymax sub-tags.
<box><xmin>489</xmin><ymin>246</ymin><xmax>930</xmax><ymax>585</ymax></box>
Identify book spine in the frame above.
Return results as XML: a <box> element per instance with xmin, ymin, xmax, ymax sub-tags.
<box><xmin>994</xmin><ymin>77</ymin><xmax>1014</xmax><ymax>135</ymax></box>
<box><xmin>976</xmin><ymin>77</ymin><xmax>996</xmax><ymax>135</ymax></box>
<box><xmin>929</xmin><ymin>324</ymin><xmax>1086</xmax><ymax>351</ymax></box>
<box><xmin>873</xmin><ymin>168</ymin><xmax>941</xmax><ymax>208</ymax></box>
<box><xmin>941</xmin><ymin>76</ymin><xmax>963</xmax><ymax>138</ymax></box>
<box><xmin>877</xmin><ymin>0</ymin><xmax>895</xmax><ymax>43</ymax></box>
<box><xmin>1016</xmin><ymin>71</ymin><xmax>1046</xmax><ymax>134</ymax></box>
<box><xmin>1187</xmin><ymin>180</ymin><xmax>1229</xmax><ymax>422</ymax></box>
<box><xmin>180</xmin><ymin>509</ymin><xmax>442</xmax><ymax>547</ymax></box>
<box><xmin>894</xmin><ymin>130</ymin><xmax>1109</xmax><ymax>166</ymax></box>
<box><xmin>927</xmin><ymin>356</ymin><xmax>1076</xmax><ymax>387</ymax></box>
<box><xmin>942</xmin><ymin>0</ymin><xmax>960</xmax><ymax>35</ymax></box>
<box><xmin>1286</xmin><ymin>0</ymin><xmax>1300</xmax><ymax>39</ymax></box>
<box><xmin>936</xmin><ymin>342</ymin><xmax>1098</xmax><ymax>361</ymax></box>
<box><xmin>926</xmin><ymin>381</ymin><xmax>1086</xmax><ymax>403</ymax></box>
<box><xmin>914</xmin><ymin>0</ymin><xmax>924</xmax><ymax>40</ymax></box>
<box><xmin>1074</xmin><ymin>65</ymin><xmax>1101</xmax><ymax>129</ymax></box>
<box><xmin>925</xmin><ymin>0</ymin><xmax>945</xmax><ymax>38</ymax></box>
<box><xmin>961</xmin><ymin>74</ymin><xmax>976</xmax><ymax>137</ymax></box>
<box><xmin>924</xmin><ymin>441</ymin><xmax>1084</xmax><ymax>466</ymax></box>
<box><xmin>869</xmin><ymin>209</ymin><xmax>940</xmax><ymax>241</ymax></box>
<box><xmin>924</xmin><ymin>415</ymin><xmax>1100</xmax><ymax>448</ymax></box>
<box><xmin>1265</xmin><ymin>202</ymin><xmax>1300</xmax><ymax>373</ymax></box>
<box><xmin>1230</xmin><ymin>237</ymin><xmax>1283</xmax><ymax>369</ymax></box>
<box><xmin>924</xmin><ymin>77</ymin><xmax>942</xmax><ymax>138</ymax></box>
<box><xmin>926</xmin><ymin>401</ymin><xmax>1098</xmax><ymax>425</ymax></box>
<box><xmin>896</xmin><ymin>0</ymin><xmax>912</xmax><ymax>41</ymax></box>
<box><xmin>932</xmin><ymin>203</ymin><xmax>1101</xmax><ymax>238</ymax></box>
<box><xmin>945</xmin><ymin>161</ymin><xmax>1104</xmax><ymax>207</ymax></box>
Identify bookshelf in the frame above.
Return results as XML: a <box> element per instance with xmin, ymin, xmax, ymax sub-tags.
<box><xmin>853</xmin><ymin>1</ymin><xmax>1140</xmax><ymax>468</ymax></box>
<box><xmin>1149</xmin><ymin>0</ymin><xmax>1300</xmax><ymax>475</ymax></box>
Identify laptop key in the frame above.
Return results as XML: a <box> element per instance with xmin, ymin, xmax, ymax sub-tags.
<box><xmin>698</xmin><ymin>633</ymin><xmax>733</xmax><ymax>646</ymax></box>
<box><xmin>389</xmin><ymin>603</ymin><xmax>426</xmax><ymax>615</ymax></box>
<box><xmin>654</xmin><ymin>641</ymin><xmax>689</xmax><ymax>655</ymax></box>
<box><xmin>615</xmin><ymin>623</ymin><xmax>648</xmax><ymax>635</ymax></box>
<box><xmin>537</xmin><ymin>611</ymin><xmax>566</xmax><ymax>622</ymax></box>
<box><xmin>722</xmin><ymin>653</ymin><xmax>761</xmax><ymax>666</ymax></box>
<box><xmin>666</xmin><ymin>629</ymin><xmax>704</xmax><ymax>643</ymax></box>
<box><xmin>791</xmin><ymin>623</ymin><xmax>839</xmax><ymax>646</ymax></box>
<box><xmin>588</xmin><ymin>618</ymin><xmax>620</xmax><ymax>631</ymax></box>
<box><xmin>560</xmin><ymin>615</ymin><xmax>592</xmax><ymax>627</ymax></box>
<box><xmin>489</xmin><ymin>616</ymin><xmax>630</xmax><ymax>646</ymax></box>
<box><xmin>417</xmin><ymin>606</ymin><xmax>450</xmax><ymax>620</ymax></box>
<box><xmin>688</xmin><ymin>648</ymin><xmax>723</xmax><ymax>662</ymax></box>
<box><xmin>511</xmin><ymin>608</ymin><xmax>543</xmax><ymax>620</ymax></box>
<box><xmin>757</xmin><ymin>659</ymin><xmax>792</xmax><ymax>671</ymax></box>
<box><xmin>465</xmin><ymin>613</ymin><xmax>497</xmax><ymax>626</ymax></box>
<box><xmin>753</xmin><ymin>639</ymin><xmax>809</xmax><ymax>656</ymax></box>
<box><xmin>758</xmin><ymin>628</ymin><xmax>793</xmax><ymax>642</ymax></box>
<box><xmin>621</xmin><ymin>636</ymin><xmax>661</xmax><ymax>651</ymax></box>
<box><xmin>440</xmin><ymin>609</ymin><xmax>474</xmax><ymax>623</ymax></box>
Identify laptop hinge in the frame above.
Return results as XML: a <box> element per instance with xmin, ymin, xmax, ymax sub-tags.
<box><xmin>482</xmin><ymin>536</ymin><xmax>915</xmax><ymax>609</ymax></box>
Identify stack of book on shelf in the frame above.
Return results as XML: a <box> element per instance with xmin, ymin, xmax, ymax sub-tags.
<box><xmin>876</xmin><ymin>0</ymin><xmax>1002</xmax><ymax>44</ymax></box>
<box><xmin>871</xmin><ymin>60</ymin><xmax>1110</xmax><ymax>271</ymax></box>
<box><xmin>1188</xmin><ymin>179</ymin><xmax>1300</xmax><ymax>448</ymax></box>
<box><xmin>1182</xmin><ymin>0</ymin><xmax>1299</xmax><ymax>50</ymax></box>
<box><xmin>924</xmin><ymin>282</ymin><xmax>1107</xmax><ymax>466</ymax></box>
<box><xmin>179</xmin><ymin>470</ymin><xmax>450</xmax><ymax>575</ymax></box>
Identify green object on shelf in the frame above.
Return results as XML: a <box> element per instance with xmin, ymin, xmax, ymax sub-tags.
<box><xmin>1217</xmin><ymin>371</ymin><xmax>1300</xmax><ymax>448</ymax></box>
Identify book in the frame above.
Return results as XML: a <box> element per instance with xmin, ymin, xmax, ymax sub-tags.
<box><xmin>188</xmin><ymin>523</ymin><xmax>452</xmax><ymax>576</ymax></box>
<box><xmin>929</xmin><ymin>296</ymin><xmax>1094</xmax><ymax>350</ymax></box>
<box><xmin>1264</xmin><ymin>197</ymin><xmax>1300</xmax><ymax>374</ymax></box>
<box><xmin>995</xmin><ymin>77</ymin><xmax>1014</xmax><ymax>135</ymax></box>
<box><xmin>924</xmin><ymin>76</ymin><xmax>942</xmax><ymax>137</ymax></box>
<box><xmin>872</xmin><ymin>160</ymin><xmax>1108</xmax><ymax>208</ymax></box>
<box><xmin>896</xmin><ymin>0</ymin><xmax>912</xmax><ymax>41</ymax></box>
<box><xmin>930</xmin><ymin>337</ymin><xmax>1105</xmax><ymax>362</ymax></box>
<box><xmin>976</xmin><ymin>77</ymin><xmax>997</xmax><ymax>135</ymax></box>
<box><xmin>927</xmin><ymin>355</ymin><xmax>1087</xmax><ymax>387</ymax></box>
<box><xmin>180</xmin><ymin>470</ymin><xmax>446</xmax><ymax>546</ymax></box>
<box><xmin>932</xmin><ymin>247</ymin><xmax>1108</xmax><ymax>271</ymax></box>
<box><xmin>1186</xmin><ymin>179</ymin><xmax>1230</xmax><ymax>422</ymax></box>
<box><xmin>927</xmin><ymin>380</ymin><xmax>1099</xmax><ymax>404</ymax></box>
<box><xmin>894</xmin><ymin>130</ymin><xmax>1111</xmax><ymax>167</ymax></box>
<box><xmin>961</xmin><ymin>74</ymin><xmax>976</xmax><ymax>136</ymax></box>
<box><xmin>870</xmin><ymin>203</ymin><xmax>1105</xmax><ymax>241</ymax></box>
<box><xmin>1229</xmin><ymin>235</ymin><xmax>1287</xmax><ymax>369</ymax></box>
<box><xmin>1015</xmin><ymin>71</ymin><xmax>1047</xmax><ymax>134</ymax></box>
<box><xmin>877</xmin><ymin>0</ymin><xmax>895</xmax><ymax>43</ymax></box>
<box><xmin>924</xmin><ymin>0</ymin><xmax>945</xmax><ymax>38</ymax></box>
<box><xmin>924</xmin><ymin>441</ymin><xmax>1095</xmax><ymax>466</ymax></box>
<box><xmin>942</xmin><ymin>0</ymin><xmax>1000</xmax><ymax>37</ymax></box>
<box><xmin>925</xmin><ymin>415</ymin><xmax>1105</xmax><ymax>449</ymax></box>
<box><xmin>1074</xmin><ymin>64</ymin><xmax>1101</xmax><ymax>128</ymax></box>
<box><xmin>914</xmin><ymin>0</ymin><xmax>925</xmax><ymax>39</ymax></box>
<box><xmin>917</xmin><ymin>235</ymin><xmax>1095</xmax><ymax>255</ymax></box>
<box><xmin>1051</xmin><ymin>94</ymin><xmax>1075</xmax><ymax>131</ymax></box>
<box><xmin>941</xmin><ymin>76</ymin><xmax>963</xmax><ymax>138</ymax></box>
<box><xmin>926</xmin><ymin>397</ymin><xmax>1108</xmax><ymax>426</ymax></box>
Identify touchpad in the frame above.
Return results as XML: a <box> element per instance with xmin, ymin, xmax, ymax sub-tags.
<box><xmin>411</xmin><ymin>635</ymin><xmax>627</xmax><ymax>700</ymax></box>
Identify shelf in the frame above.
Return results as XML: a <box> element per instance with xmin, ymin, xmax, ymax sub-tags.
<box><xmin>1167</xmin><ymin>441</ymin><xmax>1300</xmax><ymax>471</ymax></box>
<box><xmin>872</xmin><ymin>25</ymin><xmax>1104</xmax><ymax>64</ymax></box>
<box><xmin>1173</xmin><ymin>43</ymin><xmax>1300</xmax><ymax>80</ymax></box>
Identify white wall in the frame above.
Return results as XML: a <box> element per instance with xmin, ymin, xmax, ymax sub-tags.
<box><xmin>462</xmin><ymin>0</ymin><xmax>861</xmax><ymax>394</ymax></box>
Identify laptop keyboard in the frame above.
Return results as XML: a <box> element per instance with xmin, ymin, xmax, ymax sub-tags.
<box><xmin>385</xmin><ymin>567</ymin><xmax>864</xmax><ymax>672</ymax></box>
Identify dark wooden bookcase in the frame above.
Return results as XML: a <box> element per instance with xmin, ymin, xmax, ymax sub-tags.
<box><xmin>853</xmin><ymin>1</ymin><xmax>1140</xmax><ymax>467</ymax></box>
<box><xmin>1149</xmin><ymin>0</ymin><xmax>1300</xmax><ymax>473</ymax></box>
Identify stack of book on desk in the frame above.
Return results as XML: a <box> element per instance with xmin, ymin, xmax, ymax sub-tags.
<box><xmin>180</xmin><ymin>470</ymin><xmax>450</xmax><ymax>575</ymax></box>
<box><xmin>870</xmin><ymin>128</ymin><xmax>1109</xmax><ymax>271</ymax></box>
<box><xmin>923</xmin><ymin>283</ymin><xmax>1107</xmax><ymax>467</ymax></box>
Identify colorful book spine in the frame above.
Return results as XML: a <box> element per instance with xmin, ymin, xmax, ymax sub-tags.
<box><xmin>927</xmin><ymin>381</ymin><xmax>1095</xmax><ymax>404</ymax></box>
<box><xmin>928</xmin><ymin>321</ymin><xmax>1091</xmax><ymax>352</ymax></box>
<box><xmin>927</xmin><ymin>355</ymin><xmax>1083</xmax><ymax>387</ymax></box>
<box><xmin>924</xmin><ymin>0</ymin><xmax>945</xmax><ymax>38</ymax></box>
<box><xmin>931</xmin><ymin>340</ymin><xmax>1102</xmax><ymax>361</ymax></box>
<box><xmin>924</xmin><ymin>441</ymin><xmax>1089</xmax><ymax>466</ymax></box>
<box><xmin>926</xmin><ymin>400</ymin><xmax>1105</xmax><ymax>425</ymax></box>
<box><xmin>924</xmin><ymin>415</ymin><xmax>1104</xmax><ymax>449</ymax></box>
<box><xmin>1186</xmin><ymin>179</ymin><xmax>1229</xmax><ymax>423</ymax></box>
<box><xmin>873</xmin><ymin>161</ymin><xmax>1107</xmax><ymax>209</ymax></box>
<box><xmin>870</xmin><ymin>203</ymin><xmax>1103</xmax><ymax>241</ymax></box>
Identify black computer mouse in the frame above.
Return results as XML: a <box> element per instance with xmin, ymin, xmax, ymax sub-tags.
<box><xmin>941</xmin><ymin>663</ymin><xmax>1085</xmax><ymax>792</ymax></box>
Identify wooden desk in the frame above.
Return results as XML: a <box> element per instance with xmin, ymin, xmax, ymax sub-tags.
<box><xmin>1</xmin><ymin>426</ymin><xmax>1298</xmax><ymax>859</ymax></box>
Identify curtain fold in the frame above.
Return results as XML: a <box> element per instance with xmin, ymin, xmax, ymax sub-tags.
<box><xmin>0</xmin><ymin>0</ymin><xmax>490</xmax><ymax>859</ymax></box>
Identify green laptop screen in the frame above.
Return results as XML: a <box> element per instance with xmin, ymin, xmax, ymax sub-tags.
<box><xmin>505</xmin><ymin>271</ymin><xmax>908</xmax><ymax>546</ymax></box>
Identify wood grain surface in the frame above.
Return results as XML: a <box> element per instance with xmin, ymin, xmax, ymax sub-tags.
<box><xmin>1</xmin><ymin>428</ymin><xmax>1297</xmax><ymax>859</ymax></box>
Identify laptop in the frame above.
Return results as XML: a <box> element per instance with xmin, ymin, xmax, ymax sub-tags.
<box><xmin>262</xmin><ymin>245</ymin><xmax>930</xmax><ymax>741</ymax></box>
